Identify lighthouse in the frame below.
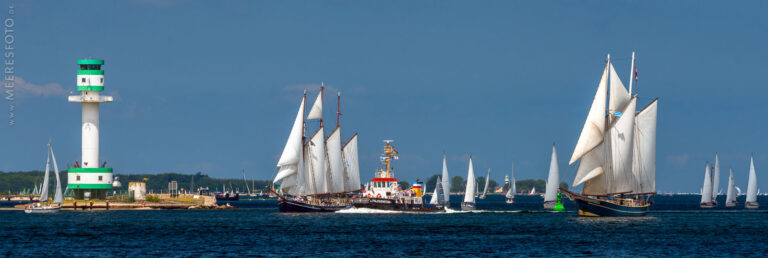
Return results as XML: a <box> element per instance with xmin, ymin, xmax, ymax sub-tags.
<box><xmin>67</xmin><ymin>59</ymin><xmax>113</xmax><ymax>200</ymax></box>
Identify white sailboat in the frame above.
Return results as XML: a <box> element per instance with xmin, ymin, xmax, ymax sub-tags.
<box><xmin>506</xmin><ymin>163</ymin><xmax>516</xmax><ymax>204</ymax></box>
<box><xmin>725</xmin><ymin>168</ymin><xmax>737</xmax><ymax>207</ymax></box>
<box><xmin>745</xmin><ymin>154</ymin><xmax>759</xmax><ymax>209</ymax></box>
<box><xmin>543</xmin><ymin>144</ymin><xmax>560</xmax><ymax>209</ymax></box>
<box><xmin>272</xmin><ymin>86</ymin><xmax>361</xmax><ymax>212</ymax></box>
<box><xmin>700</xmin><ymin>163</ymin><xmax>715</xmax><ymax>208</ymax></box>
<box><xmin>529</xmin><ymin>187</ymin><xmax>536</xmax><ymax>196</ymax></box>
<box><xmin>561</xmin><ymin>52</ymin><xmax>658</xmax><ymax>217</ymax></box>
<box><xmin>25</xmin><ymin>142</ymin><xmax>63</xmax><ymax>214</ymax></box>
<box><xmin>461</xmin><ymin>156</ymin><xmax>476</xmax><ymax>211</ymax></box>
<box><xmin>429</xmin><ymin>176</ymin><xmax>445</xmax><ymax>206</ymax></box>
<box><xmin>712</xmin><ymin>154</ymin><xmax>720</xmax><ymax>205</ymax></box>
<box><xmin>479</xmin><ymin>169</ymin><xmax>490</xmax><ymax>199</ymax></box>
<box><xmin>441</xmin><ymin>153</ymin><xmax>450</xmax><ymax>205</ymax></box>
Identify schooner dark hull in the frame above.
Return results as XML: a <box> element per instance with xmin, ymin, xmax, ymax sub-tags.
<box><xmin>278</xmin><ymin>198</ymin><xmax>348</xmax><ymax>213</ymax></box>
<box><xmin>561</xmin><ymin>188</ymin><xmax>650</xmax><ymax>217</ymax></box>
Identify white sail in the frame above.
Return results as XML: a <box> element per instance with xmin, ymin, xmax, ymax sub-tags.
<box><xmin>40</xmin><ymin>148</ymin><xmax>51</xmax><ymax>202</ymax></box>
<box><xmin>573</xmin><ymin>142</ymin><xmax>605</xmax><ymax>187</ymax></box>
<box><xmin>463</xmin><ymin>157</ymin><xmax>476</xmax><ymax>203</ymax></box>
<box><xmin>632</xmin><ymin>99</ymin><xmax>658</xmax><ymax>193</ymax></box>
<box><xmin>309</xmin><ymin>127</ymin><xmax>328</xmax><ymax>194</ymax></box>
<box><xmin>441</xmin><ymin>153</ymin><xmax>450</xmax><ymax>203</ymax></box>
<box><xmin>713</xmin><ymin>154</ymin><xmax>720</xmax><ymax>199</ymax></box>
<box><xmin>608</xmin><ymin>62</ymin><xmax>630</xmax><ymax>116</ymax></box>
<box><xmin>607</xmin><ymin>97</ymin><xmax>637</xmax><ymax>193</ymax></box>
<box><xmin>530</xmin><ymin>187</ymin><xmax>536</xmax><ymax>195</ymax></box>
<box><xmin>342</xmin><ymin>134</ymin><xmax>361</xmax><ymax>191</ymax></box>
<box><xmin>726</xmin><ymin>169</ymin><xmax>736</xmax><ymax>205</ymax></box>
<box><xmin>570</xmin><ymin>64</ymin><xmax>608</xmax><ymax>164</ymax></box>
<box><xmin>746</xmin><ymin>155</ymin><xmax>758</xmax><ymax>203</ymax></box>
<box><xmin>430</xmin><ymin>176</ymin><xmax>443</xmax><ymax>205</ymax></box>
<box><xmin>326</xmin><ymin>128</ymin><xmax>345</xmax><ymax>193</ymax></box>
<box><xmin>544</xmin><ymin>144</ymin><xmax>560</xmax><ymax>202</ymax></box>
<box><xmin>701</xmin><ymin>164</ymin><xmax>713</xmax><ymax>204</ymax></box>
<box><xmin>274</xmin><ymin>97</ymin><xmax>306</xmax><ymax>189</ymax></box>
<box><xmin>481</xmin><ymin>169</ymin><xmax>490</xmax><ymax>198</ymax></box>
<box><xmin>306</xmin><ymin>91</ymin><xmax>323</xmax><ymax>120</ymax></box>
<box><xmin>510</xmin><ymin>162</ymin><xmax>516</xmax><ymax>195</ymax></box>
<box><xmin>50</xmin><ymin>143</ymin><xmax>63</xmax><ymax>205</ymax></box>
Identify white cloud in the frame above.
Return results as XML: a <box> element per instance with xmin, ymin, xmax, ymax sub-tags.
<box><xmin>14</xmin><ymin>77</ymin><xmax>67</xmax><ymax>98</ymax></box>
<box><xmin>667</xmin><ymin>154</ymin><xmax>689</xmax><ymax>167</ymax></box>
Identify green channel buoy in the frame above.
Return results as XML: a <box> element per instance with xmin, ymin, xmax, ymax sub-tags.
<box><xmin>553</xmin><ymin>192</ymin><xmax>565</xmax><ymax>211</ymax></box>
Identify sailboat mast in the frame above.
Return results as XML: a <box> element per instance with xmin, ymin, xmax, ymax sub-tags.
<box><xmin>337</xmin><ymin>91</ymin><xmax>341</xmax><ymax>129</ymax></box>
<box><xmin>628</xmin><ymin>51</ymin><xmax>635</xmax><ymax>95</ymax></box>
<box><xmin>319</xmin><ymin>84</ymin><xmax>324</xmax><ymax>127</ymax></box>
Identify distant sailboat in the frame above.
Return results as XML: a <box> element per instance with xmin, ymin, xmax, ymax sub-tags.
<box><xmin>725</xmin><ymin>168</ymin><xmax>738</xmax><ymax>207</ymax></box>
<box><xmin>700</xmin><ymin>163</ymin><xmax>715</xmax><ymax>208</ymax></box>
<box><xmin>529</xmin><ymin>187</ymin><xmax>536</xmax><ymax>196</ymax></box>
<box><xmin>745</xmin><ymin>154</ymin><xmax>759</xmax><ymax>209</ymax></box>
<box><xmin>461</xmin><ymin>156</ymin><xmax>477</xmax><ymax>211</ymax></box>
<box><xmin>543</xmin><ymin>144</ymin><xmax>560</xmax><ymax>209</ymax></box>
<box><xmin>506</xmin><ymin>163</ymin><xmax>516</xmax><ymax>204</ymax></box>
<box><xmin>561</xmin><ymin>52</ymin><xmax>658</xmax><ymax>217</ymax></box>
<box><xmin>429</xmin><ymin>176</ymin><xmax>445</xmax><ymax>207</ymax></box>
<box><xmin>441</xmin><ymin>153</ymin><xmax>450</xmax><ymax>205</ymax></box>
<box><xmin>712</xmin><ymin>154</ymin><xmax>720</xmax><ymax>205</ymax></box>
<box><xmin>25</xmin><ymin>142</ymin><xmax>63</xmax><ymax>214</ymax></box>
<box><xmin>479</xmin><ymin>169</ymin><xmax>490</xmax><ymax>199</ymax></box>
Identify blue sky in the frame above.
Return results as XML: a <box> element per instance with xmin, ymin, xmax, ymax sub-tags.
<box><xmin>0</xmin><ymin>0</ymin><xmax>766</xmax><ymax>192</ymax></box>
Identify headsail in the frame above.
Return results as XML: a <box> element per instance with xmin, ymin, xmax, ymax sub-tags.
<box><xmin>544</xmin><ymin>144</ymin><xmax>560</xmax><ymax>202</ymax></box>
<box><xmin>701</xmin><ymin>163</ymin><xmax>713</xmax><ymax>204</ymax></box>
<box><xmin>570</xmin><ymin>63</ymin><xmax>608</xmax><ymax>164</ymax></box>
<box><xmin>746</xmin><ymin>155</ymin><xmax>758</xmax><ymax>203</ymax></box>
<box><xmin>274</xmin><ymin>97</ymin><xmax>306</xmax><ymax>188</ymax></box>
<box><xmin>464</xmin><ymin>156</ymin><xmax>476</xmax><ymax>203</ymax></box>
<box><xmin>40</xmin><ymin>146</ymin><xmax>51</xmax><ymax>202</ymax></box>
<box><xmin>632</xmin><ymin>99</ymin><xmax>658</xmax><ymax>193</ymax></box>
<box><xmin>50</xmin><ymin>143</ymin><xmax>63</xmax><ymax>205</ymax></box>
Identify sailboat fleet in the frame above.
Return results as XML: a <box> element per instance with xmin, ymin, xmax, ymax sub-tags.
<box><xmin>699</xmin><ymin>153</ymin><xmax>760</xmax><ymax>209</ymax></box>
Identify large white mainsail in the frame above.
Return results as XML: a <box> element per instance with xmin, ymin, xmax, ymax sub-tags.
<box><xmin>441</xmin><ymin>153</ymin><xmax>450</xmax><ymax>203</ymax></box>
<box><xmin>544</xmin><ymin>144</ymin><xmax>560</xmax><ymax>203</ymax></box>
<box><xmin>713</xmin><ymin>154</ymin><xmax>721</xmax><ymax>199</ymax></box>
<box><xmin>308</xmin><ymin>127</ymin><xmax>328</xmax><ymax>194</ymax></box>
<box><xmin>726</xmin><ymin>168</ymin><xmax>736</xmax><ymax>205</ymax></box>
<box><xmin>464</xmin><ymin>157</ymin><xmax>476</xmax><ymax>203</ymax></box>
<box><xmin>746</xmin><ymin>155</ymin><xmax>758</xmax><ymax>204</ymax></box>
<box><xmin>632</xmin><ymin>99</ymin><xmax>658</xmax><ymax>193</ymax></box>
<box><xmin>274</xmin><ymin>96</ymin><xmax>306</xmax><ymax>195</ymax></box>
<box><xmin>607</xmin><ymin>97</ymin><xmax>637</xmax><ymax>194</ymax></box>
<box><xmin>326</xmin><ymin>128</ymin><xmax>345</xmax><ymax>193</ymax></box>
<box><xmin>342</xmin><ymin>134</ymin><xmax>361</xmax><ymax>191</ymax></box>
<box><xmin>50</xmin><ymin>143</ymin><xmax>63</xmax><ymax>205</ymax></box>
<box><xmin>570</xmin><ymin>64</ymin><xmax>609</xmax><ymax>164</ymax></box>
<box><xmin>701</xmin><ymin>163</ymin><xmax>713</xmax><ymax>204</ymax></box>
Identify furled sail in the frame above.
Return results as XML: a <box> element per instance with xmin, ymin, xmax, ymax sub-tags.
<box><xmin>570</xmin><ymin>64</ymin><xmax>609</xmax><ymax>164</ymax></box>
<box><xmin>632</xmin><ymin>99</ymin><xmax>658</xmax><ymax>193</ymax></box>
<box><xmin>274</xmin><ymin>97</ymin><xmax>306</xmax><ymax>185</ymax></box>
<box><xmin>608</xmin><ymin>62</ymin><xmax>630</xmax><ymax>116</ymax></box>
<box><xmin>309</xmin><ymin>127</ymin><xmax>328</xmax><ymax>194</ymax></box>
<box><xmin>701</xmin><ymin>163</ymin><xmax>713</xmax><ymax>204</ymax></box>
<box><xmin>342</xmin><ymin>134</ymin><xmax>361</xmax><ymax>191</ymax></box>
<box><xmin>713</xmin><ymin>154</ymin><xmax>720</xmax><ymax>198</ymax></box>
<box><xmin>544</xmin><ymin>144</ymin><xmax>560</xmax><ymax>202</ymax></box>
<box><xmin>607</xmin><ymin>97</ymin><xmax>637</xmax><ymax>194</ymax></box>
<box><xmin>464</xmin><ymin>157</ymin><xmax>476</xmax><ymax>203</ymax></box>
<box><xmin>726</xmin><ymin>169</ymin><xmax>736</xmax><ymax>205</ymax></box>
<box><xmin>746</xmin><ymin>155</ymin><xmax>758</xmax><ymax>203</ymax></box>
<box><xmin>430</xmin><ymin>176</ymin><xmax>444</xmax><ymax>205</ymax></box>
<box><xmin>306</xmin><ymin>91</ymin><xmax>323</xmax><ymax>120</ymax></box>
<box><xmin>441</xmin><ymin>153</ymin><xmax>450</xmax><ymax>203</ymax></box>
<box><xmin>50</xmin><ymin>143</ymin><xmax>63</xmax><ymax>205</ymax></box>
<box><xmin>326</xmin><ymin>128</ymin><xmax>345</xmax><ymax>193</ymax></box>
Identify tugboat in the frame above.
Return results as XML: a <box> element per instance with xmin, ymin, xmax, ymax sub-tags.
<box><xmin>350</xmin><ymin>140</ymin><xmax>444</xmax><ymax>212</ymax></box>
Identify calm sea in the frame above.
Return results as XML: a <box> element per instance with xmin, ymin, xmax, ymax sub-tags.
<box><xmin>2</xmin><ymin>195</ymin><xmax>768</xmax><ymax>257</ymax></box>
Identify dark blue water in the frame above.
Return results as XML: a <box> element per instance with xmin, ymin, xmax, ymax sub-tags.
<box><xmin>2</xmin><ymin>195</ymin><xmax>768</xmax><ymax>256</ymax></box>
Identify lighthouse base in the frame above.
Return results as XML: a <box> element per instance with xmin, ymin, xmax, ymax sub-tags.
<box><xmin>73</xmin><ymin>189</ymin><xmax>108</xmax><ymax>200</ymax></box>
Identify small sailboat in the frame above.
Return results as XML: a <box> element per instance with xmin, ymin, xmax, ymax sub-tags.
<box><xmin>700</xmin><ymin>163</ymin><xmax>715</xmax><ymax>208</ymax></box>
<box><xmin>461</xmin><ymin>156</ymin><xmax>477</xmax><ymax>211</ymax></box>
<box><xmin>506</xmin><ymin>163</ymin><xmax>516</xmax><ymax>204</ymax></box>
<box><xmin>529</xmin><ymin>187</ymin><xmax>536</xmax><ymax>196</ymax></box>
<box><xmin>725</xmin><ymin>168</ymin><xmax>738</xmax><ymax>207</ymax></box>
<box><xmin>543</xmin><ymin>144</ymin><xmax>560</xmax><ymax>209</ymax></box>
<box><xmin>479</xmin><ymin>169</ymin><xmax>490</xmax><ymax>199</ymax></box>
<box><xmin>25</xmin><ymin>142</ymin><xmax>63</xmax><ymax>214</ymax></box>
<box><xmin>745</xmin><ymin>154</ymin><xmax>759</xmax><ymax>209</ymax></box>
<box><xmin>429</xmin><ymin>176</ymin><xmax>445</xmax><ymax>208</ymax></box>
<box><xmin>712</xmin><ymin>154</ymin><xmax>720</xmax><ymax>205</ymax></box>
<box><xmin>441</xmin><ymin>153</ymin><xmax>451</xmax><ymax>206</ymax></box>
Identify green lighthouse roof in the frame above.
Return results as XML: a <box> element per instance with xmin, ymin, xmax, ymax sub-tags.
<box><xmin>77</xmin><ymin>59</ymin><xmax>104</xmax><ymax>65</ymax></box>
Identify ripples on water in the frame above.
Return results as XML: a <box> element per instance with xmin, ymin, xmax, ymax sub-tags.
<box><xmin>2</xmin><ymin>195</ymin><xmax>768</xmax><ymax>256</ymax></box>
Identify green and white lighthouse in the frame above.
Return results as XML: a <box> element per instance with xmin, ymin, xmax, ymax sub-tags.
<box><xmin>67</xmin><ymin>59</ymin><xmax>113</xmax><ymax>200</ymax></box>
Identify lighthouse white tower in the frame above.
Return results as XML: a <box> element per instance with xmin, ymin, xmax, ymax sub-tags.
<box><xmin>68</xmin><ymin>59</ymin><xmax>113</xmax><ymax>200</ymax></box>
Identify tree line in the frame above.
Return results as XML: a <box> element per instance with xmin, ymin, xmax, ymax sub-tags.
<box><xmin>414</xmin><ymin>174</ymin><xmax>568</xmax><ymax>194</ymax></box>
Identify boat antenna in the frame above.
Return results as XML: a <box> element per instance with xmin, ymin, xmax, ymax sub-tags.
<box><xmin>628</xmin><ymin>51</ymin><xmax>636</xmax><ymax>95</ymax></box>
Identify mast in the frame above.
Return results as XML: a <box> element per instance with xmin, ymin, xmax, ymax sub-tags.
<box><xmin>337</xmin><ymin>91</ymin><xmax>341</xmax><ymax>128</ymax></box>
<box><xmin>628</xmin><ymin>51</ymin><xmax>635</xmax><ymax>95</ymax></box>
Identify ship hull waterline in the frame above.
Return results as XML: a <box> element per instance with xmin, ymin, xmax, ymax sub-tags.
<box><xmin>278</xmin><ymin>198</ymin><xmax>349</xmax><ymax>213</ymax></box>
<box><xmin>561</xmin><ymin>188</ymin><xmax>651</xmax><ymax>217</ymax></box>
<box><xmin>351</xmin><ymin>197</ymin><xmax>445</xmax><ymax>212</ymax></box>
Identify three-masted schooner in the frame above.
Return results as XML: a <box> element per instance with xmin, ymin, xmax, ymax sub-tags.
<box><xmin>271</xmin><ymin>85</ymin><xmax>362</xmax><ymax>212</ymax></box>
<box><xmin>560</xmin><ymin>52</ymin><xmax>659</xmax><ymax>217</ymax></box>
